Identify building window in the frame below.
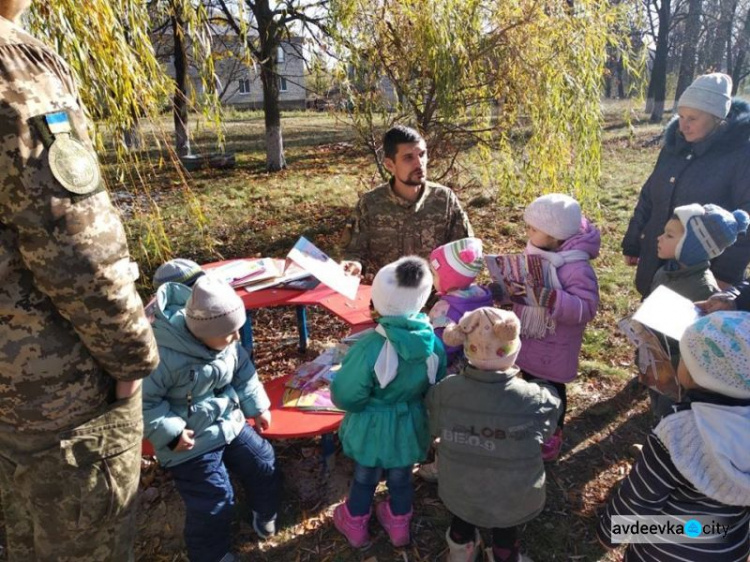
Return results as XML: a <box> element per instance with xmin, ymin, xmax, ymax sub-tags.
<box><xmin>238</xmin><ymin>79</ymin><xmax>250</xmax><ymax>95</ymax></box>
<box><xmin>278</xmin><ymin>76</ymin><xmax>288</xmax><ymax>92</ymax></box>
<box><xmin>277</xmin><ymin>46</ymin><xmax>285</xmax><ymax>63</ymax></box>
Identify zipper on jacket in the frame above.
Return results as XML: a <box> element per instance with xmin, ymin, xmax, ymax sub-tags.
<box><xmin>187</xmin><ymin>369</ymin><xmax>195</xmax><ymax>418</ymax></box>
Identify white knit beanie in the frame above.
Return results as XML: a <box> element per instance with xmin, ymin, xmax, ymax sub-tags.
<box><xmin>677</xmin><ymin>73</ymin><xmax>732</xmax><ymax>119</ymax></box>
<box><xmin>524</xmin><ymin>193</ymin><xmax>582</xmax><ymax>241</ymax></box>
<box><xmin>679</xmin><ymin>311</ymin><xmax>750</xmax><ymax>399</ymax></box>
<box><xmin>185</xmin><ymin>276</ymin><xmax>246</xmax><ymax>339</ymax></box>
<box><xmin>371</xmin><ymin>256</ymin><xmax>432</xmax><ymax>317</ymax></box>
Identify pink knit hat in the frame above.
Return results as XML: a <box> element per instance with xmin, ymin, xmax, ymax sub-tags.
<box><xmin>429</xmin><ymin>237</ymin><xmax>483</xmax><ymax>293</ymax></box>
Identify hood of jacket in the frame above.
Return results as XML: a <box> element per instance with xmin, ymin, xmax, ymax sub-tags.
<box><xmin>151</xmin><ymin>282</ymin><xmax>217</xmax><ymax>360</ymax></box>
<box><xmin>665</xmin><ymin>98</ymin><xmax>750</xmax><ymax>156</ymax></box>
<box><xmin>654</xmin><ymin>401</ymin><xmax>750</xmax><ymax>506</ymax></box>
<box><xmin>377</xmin><ymin>313</ymin><xmax>437</xmax><ymax>361</ymax></box>
<box><xmin>559</xmin><ymin>217</ymin><xmax>601</xmax><ymax>259</ymax></box>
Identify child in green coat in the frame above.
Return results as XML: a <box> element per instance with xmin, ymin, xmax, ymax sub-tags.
<box><xmin>331</xmin><ymin>256</ymin><xmax>447</xmax><ymax>548</ymax></box>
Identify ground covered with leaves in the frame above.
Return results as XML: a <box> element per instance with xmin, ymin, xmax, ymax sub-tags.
<box><xmin>0</xmin><ymin>104</ymin><xmax>669</xmax><ymax>562</ymax></box>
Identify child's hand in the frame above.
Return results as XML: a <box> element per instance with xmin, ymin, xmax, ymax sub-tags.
<box><xmin>696</xmin><ymin>293</ymin><xmax>737</xmax><ymax>313</ymax></box>
<box><xmin>174</xmin><ymin>429</ymin><xmax>195</xmax><ymax>452</ymax></box>
<box><xmin>341</xmin><ymin>260</ymin><xmax>362</xmax><ymax>277</ymax></box>
<box><xmin>624</xmin><ymin>255</ymin><xmax>639</xmax><ymax>266</ymax></box>
<box><xmin>254</xmin><ymin>410</ymin><xmax>272</xmax><ymax>432</ymax></box>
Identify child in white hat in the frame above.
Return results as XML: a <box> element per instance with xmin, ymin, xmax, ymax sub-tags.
<box><xmin>142</xmin><ymin>276</ymin><xmax>280</xmax><ymax>560</ymax></box>
<box><xmin>427</xmin><ymin>307</ymin><xmax>561</xmax><ymax>562</ymax></box>
<box><xmin>331</xmin><ymin>256</ymin><xmax>447</xmax><ymax>549</ymax></box>
<box><xmin>599</xmin><ymin>311</ymin><xmax>750</xmax><ymax>561</ymax></box>
<box><xmin>490</xmin><ymin>193</ymin><xmax>600</xmax><ymax>461</ymax></box>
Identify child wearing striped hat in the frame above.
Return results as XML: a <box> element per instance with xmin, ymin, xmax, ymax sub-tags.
<box><xmin>428</xmin><ymin>237</ymin><xmax>494</xmax><ymax>367</ymax></box>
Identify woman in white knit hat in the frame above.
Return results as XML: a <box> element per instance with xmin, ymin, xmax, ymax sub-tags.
<box><xmin>623</xmin><ymin>73</ymin><xmax>750</xmax><ymax>298</ymax></box>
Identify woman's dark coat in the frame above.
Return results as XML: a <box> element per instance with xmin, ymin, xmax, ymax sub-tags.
<box><xmin>622</xmin><ymin>99</ymin><xmax>750</xmax><ymax>296</ymax></box>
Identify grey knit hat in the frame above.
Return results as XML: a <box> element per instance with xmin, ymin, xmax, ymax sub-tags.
<box><xmin>677</xmin><ymin>73</ymin><xmax>732</xmax><ymax>119</ymax></box>
<box><xmin>185</xmin><ymin>276</ymin><xmax>245</xmax><ymax>339</ymax></box>
<box><xmin>153</xmin><ymin>258</ymin><xmax>205</xmax><ymax>288</ymax></box>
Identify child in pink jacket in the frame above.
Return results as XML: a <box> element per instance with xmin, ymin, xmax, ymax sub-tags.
<box><xmin>511</xmin><ymin>194</ymin><xmax>600</xmax><ymax>461</ymax></box>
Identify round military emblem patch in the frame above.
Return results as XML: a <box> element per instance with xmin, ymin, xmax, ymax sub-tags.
<box><xmin>48</xmin><ymin>134</ymin><xmax>101</xmax><ymax>195</ymax></box>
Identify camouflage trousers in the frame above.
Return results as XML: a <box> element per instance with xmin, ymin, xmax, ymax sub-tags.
<box><xmin>0</xmin><ymin>390</ymin><xmax>143</xmax><ymax>562</ymax></box>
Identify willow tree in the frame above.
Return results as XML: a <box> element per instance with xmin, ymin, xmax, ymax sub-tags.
<box><xmin>332</xmin><ymin>0</ymin><xmax>636</xmax><ymax>207</ymax></box>
<box><xmin>26</xmin><ymin>0</ymin><xmax>217</xmax><ymax>267</ymax></box>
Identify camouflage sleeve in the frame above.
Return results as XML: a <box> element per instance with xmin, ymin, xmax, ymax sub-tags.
<box><xmin>446</xmin><ymin>190</ymin><xmax>474</xmax><ymax>241</ymax></box>
<box><xmin>0</xmin><ymin>45</ymin><xmax>158</xmax><ymax>381</ymax></box>
<box><xmin>343</xmin><ymin>195</ymin><xmax>369</xmax><ymax>262</ymax></box>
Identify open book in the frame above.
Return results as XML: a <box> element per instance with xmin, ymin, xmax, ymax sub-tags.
<box><xmin>208</xmin><ymin>258</ymin><xmax>281</xmax><ymax>288</ymax></box>
<box><xmin>281</xmin><ymin>344</ymin><xmax>348</xmax><ymax>412</ymax></box>
<box><xmin>618</xmin><ymin>316</ymin><xmax>682</xmax><ymax>401</ymax></box>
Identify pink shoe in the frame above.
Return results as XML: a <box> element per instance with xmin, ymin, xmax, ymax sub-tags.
<box><xmin>542</xmin><ymin>428</ymin><xmax>563</xmax><ymax>462</ymax></box>
<box><xmin>375</xmin><ymin>500</ymin><xmax>412</xmax><ymax>547</ymax></box>
<box><xmin>333</xmin><ymin>502</ymin><xmax>371</xmax><ymax>548</ymax></box>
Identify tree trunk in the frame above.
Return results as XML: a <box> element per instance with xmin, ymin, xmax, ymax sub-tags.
<box><xmin>649</xmin><ymin>0</ymin><xmax>670</xmax><ymax>122</ymax></box>
<box><xmin>259</xmin><ymin>54</ymin><xmax>286</xmax><ymax>171</ymax></box>
<box><xmin>673</xmin><ymin>0</ymin><xmax>703</xmax><ymax>110</ymax></box>
<box><xmin>708</xmin><ymin>0</ymin><xmax>738</xmax><ymax>71</ymax></box>
<box><xmin>731</xmin><ymin>5</ymin><xmax>750</xmax><ymax>93</ymax></box>
<box><xmin>172</xmin><ymin>11</ymin><xmax>191</xmax><ymax>157</ymax></box>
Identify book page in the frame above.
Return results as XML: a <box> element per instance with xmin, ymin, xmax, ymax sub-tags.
<box><xmin>632</xmin><ymin>285</ymin><xmax>701</xmax><ymax>341</ymax></box>
<box><xmin>286</xmin><ymin>236</ymin><xmax>360</xmax><ymax>300</ymax></box>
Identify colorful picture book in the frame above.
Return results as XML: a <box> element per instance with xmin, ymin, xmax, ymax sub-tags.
<box><xmin>286</xmin><ymin>236</ymin><xmax>359</xmax><ymax>300</ymax></box>
<box><xmin>281</xmin><ymin>344</ymin><xmax>348</xmax><ymax>412</ymax></box>
<box><xmin>618</xmin><ymin>315</ymin><xmax>682</xmax><ymax>401</ymax></box>
<box><xmin>208</xmin><ymin>258</ymin><xmax>281</xmax><ymax>288</ymax></box>
<box><xmin>485</xmin><ymin>253</ymin><xmax>550</xmax><ymax>305</ymax></box>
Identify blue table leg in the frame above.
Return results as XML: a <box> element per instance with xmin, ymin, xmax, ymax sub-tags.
<box><xmin>295</xmin><ymin>305</ymin><xmax>308</xmax><ymax>353</ymax></box>
<box><xmin>321</xmin><ymin>432</ymin><xmax>336</xmax><ymax>474</ymax></box>
<box><xmin>241</xmin><ymin>311</ymin><xmax>254</xmax><ymax>360</ymax></box>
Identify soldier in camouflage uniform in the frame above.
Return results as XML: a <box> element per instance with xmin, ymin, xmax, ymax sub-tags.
<box><xmin>342</xmin><ymin>125</ymin><xmax>474</xmax><ymax>276</ymax></box>
<box><xmin>0</xmin><ymin>3</ymin><xmax>159</xmax><ymax>561</ymax></box>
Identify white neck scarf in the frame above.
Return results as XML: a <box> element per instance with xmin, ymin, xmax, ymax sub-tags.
<box><xmin>373</xmin><ymin>324</ymin><xmax>439</xmax><ymax>389</ymax></box>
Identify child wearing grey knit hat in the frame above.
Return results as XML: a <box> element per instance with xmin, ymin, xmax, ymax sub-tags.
<box><xmin>153</xmin><ymin>258</ymin><xmax>205</xmax><ymax>288</ymax></box>
<box><xmin>143</xmin><ymin>275</ymin><xmax>280</xmax><ymax>559</ymax></box>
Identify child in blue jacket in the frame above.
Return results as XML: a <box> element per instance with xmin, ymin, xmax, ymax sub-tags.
<box><xmin>143</xmin><ymin>276</ymin><xmax>280</xmax><ymax>562</ymax></box>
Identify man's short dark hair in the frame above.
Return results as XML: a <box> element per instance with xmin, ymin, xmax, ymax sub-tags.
<box><xmin>383</xmin><ymin>125</ymin><xmax>424</xmax><ymax>160</ymax></box>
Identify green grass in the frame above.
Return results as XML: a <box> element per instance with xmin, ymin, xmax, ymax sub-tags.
<box><xmin>104</xmin><ymin>100</ymin><xmax>672</xmax><ymax>561</ymax></box>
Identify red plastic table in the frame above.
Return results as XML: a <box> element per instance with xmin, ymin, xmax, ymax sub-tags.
<box><xmin>142</xmin><ymin>259</ymin><xmax>374</xmax><ymax>459</ymax></box>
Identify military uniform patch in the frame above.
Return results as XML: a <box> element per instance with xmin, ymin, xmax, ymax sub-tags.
<box><xmin>48</xmin><ymin>134</ymin><xmax>101</xmax><ymax>194</ymax></box>
<box><xmin>31</xmin><ymin>111</ymin><xmax>101</xmax><ymax>195</ymax></box>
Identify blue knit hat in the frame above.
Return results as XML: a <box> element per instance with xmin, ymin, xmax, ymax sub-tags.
<box><xmin>153</xmin><ymin>258</ymin><xmax>205</xmax><ymax>288</ymax></box>
<box><xmin>674</xmin><ymin>204</ymin><xmax>750</xmax><ymax>266</ymax></box>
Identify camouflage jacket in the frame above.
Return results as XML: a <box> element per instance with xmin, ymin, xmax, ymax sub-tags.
<box><xmin>0</xmin><ymin>16</ymin><xmax>158</xmax><ymax>433</ymax></box>
<box><xmin>343</xmin><ymin>180</ymin><xmax>474</xmax><ymax>274</ymax></box>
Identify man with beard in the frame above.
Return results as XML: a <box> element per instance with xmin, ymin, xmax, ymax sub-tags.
<box><xmin>342</xmin><ymin>125</ymin><xmax>473</xmax><ymax>276</ymax></box>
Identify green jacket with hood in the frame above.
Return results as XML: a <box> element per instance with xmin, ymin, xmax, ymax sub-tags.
<box><xmin>143</xmin><ymin>282</ymin><xmax>270</xmax><ymax>468</ymax></box>
<box><xmin>331</xmin><ymin>314</ymin><xmax>447</xmax><ymax>469</ymax></box>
